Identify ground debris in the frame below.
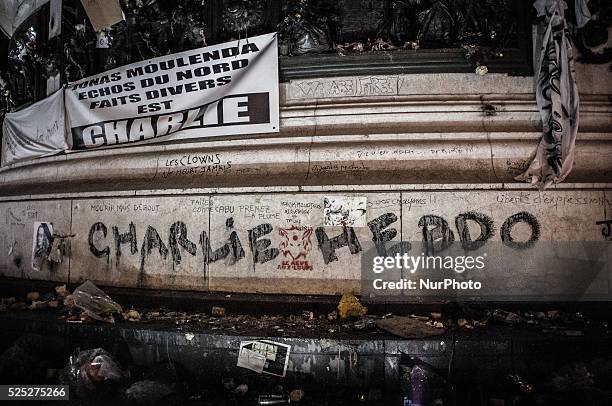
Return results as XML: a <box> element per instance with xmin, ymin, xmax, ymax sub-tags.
<box><xmin>72</xmin><ymin>281</ymin><xmax>122</xmax><ymax>323</ymax></box>
<box><xmin>290</xmin><ymin>388</ymin><xmax>305</xmax><ymax>402</ymax></box>
<box><xmin>211</xmin><ymin>306</ymin><xmax>226</xmax><ymax>317</ymax></box>
<box><xmin>10</xmin><ymin>302</ymin><xmax>27</xmax><ymax>310</ymax></box>
<box><xmin>124</xmin><ymin>380</ymin><xmax>173</xmax><ymax>404</ymax></box>
<box><xmin>26</xmin><ymin>291</ymin><xmax>41</xmax><ymax>302</ymax></box>
<box><xmin>55</xmin><ymin>285</ymin><xmax>69</xmax><ymax>300</ymax></box>
<box><xmin>337</xmin><ymin>294</ymin><xmax>367</xmax><ymax>319</ymax></box>
<box><xmin>123</xmin><ymin>309</ymin><xmax>141</xmax><ymax>322</ymax></box>
<box><xmin>492</xmin><ymin>309</ymin><xmax>525</xmax><ymax>325</ymax></box>
<box><xmin>28</xmin><ymin>300</ymin><xmax>48</xmax><ymax>310</ymax></box>
<box><xmin>61</xmin><ymin>348</ymin><xmax>126</xmax><ymax>398</ymax></box>
<box><xmin>375</xmin><ymin>316</ymin><xmax>446</xmax><ymax>339</ymax></box>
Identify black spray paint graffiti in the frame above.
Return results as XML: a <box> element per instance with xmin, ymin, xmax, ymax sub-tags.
<box><xmin>169</xmin><ymin>221</ymin><xmax>197</xmax><ymax>266</ymax></box>
<box><xmin>315</xmin><ymin>226</ymin><xmax>362</xmax><ymax>265</ymax></box>
<box><xmin>455</xmin><ymin>212</ymin><xmax>495</xmax><ymax>251</ymax></box>
<box><xmin>200</xmin><ymin>218</ymin><xmax>246</xmax><ymax>267</ymax></box>
<box><xmin>595</xmin><ymin>219</ymin><xmax>612</xmax><ymax>241</ymax></box>
<box><xmin>89</xmin><ymin>222</ymin><xmax>110</xmax><ymax>259</ymax></box>
<box><xmin>140</xmin><ymin>226</ymin><xmax>169</xmax><ymax>273</ymax></box>
<box><xmin>418</xmin><ymin>215</ymin><xmax>455</xmax><ymax>255</ymax></box>
<box><xmin>87</xmin><ymin>210</ymin><xmax>541</xmax><ymax>269</ymax></box>
<box><xmin>113</xmin><ymin>222</ymin><xmax>137</xmax><ymax>266</ymax></box>
<box><xmin>249</xmin><ymin>223</ymin><xmax>279</xmax><ymax>265</ymax></box>
<box><xmin>200</xmin><ymin>220</ymin><xmax>245</xmax><ymax>266</ymax></box>
<box><xmin>368</xmin><ymin>213</ymin><xmax>411</xmax><ymax>257</ymax></box>
<box><xmin>500</xmin><ymin>211</ymin><xmax>540</xmax><ymax>250</ymax></box>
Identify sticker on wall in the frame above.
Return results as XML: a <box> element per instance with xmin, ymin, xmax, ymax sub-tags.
<box><xmin>237</xmin><ymin>340</ymin><xmax>291</xmax><ymax>377</ymax></box>
<box><xmin>31</xmin><ymin>222</ymin><xmax>53</xmax><ymax>271</ymax></box>
<box><xmin>323</xmin><ymin>196</ymin><xmax>367</xmax><ymax>227</ymax></box>
<box><xmin>277</xmin><ymin>226</ymin><xmax>314</xmax><ymax>271</ymax></box>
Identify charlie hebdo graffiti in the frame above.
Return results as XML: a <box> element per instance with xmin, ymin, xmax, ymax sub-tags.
<box><xmin>86</xmin><ymin>209</ymin><xmax>542</xmax><ymax>272</ymax></box>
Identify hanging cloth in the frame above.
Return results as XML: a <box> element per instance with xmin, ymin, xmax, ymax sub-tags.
<box><xmin>516</xmin><ymin>0</ymin><xmax>580</xmax><ymax>189</ymax></box>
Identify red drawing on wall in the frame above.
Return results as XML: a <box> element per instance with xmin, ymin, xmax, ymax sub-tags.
<box><xmin>278</xmin><ymin>226</ymin><xmax>314</xmax><ymax>271</ymax></box>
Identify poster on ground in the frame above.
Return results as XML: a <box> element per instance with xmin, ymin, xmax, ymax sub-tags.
<box><xmin>237</xmin><ymin>340</ymin><xmax>291</xmax><ymax>377</ymax></box>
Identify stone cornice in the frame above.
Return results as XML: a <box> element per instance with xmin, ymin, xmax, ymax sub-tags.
<box><xmin>1</xmin><ymin>86</ymin><xmax>610</xmax><ymax>196</ymax></box>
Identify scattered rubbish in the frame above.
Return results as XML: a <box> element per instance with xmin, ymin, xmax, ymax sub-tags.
<box><xmin>476</xmin><ymin>65</ymin><xmax>489</xmax><ymax>75</ymax></box>
<box><xmin>237</xmin><ymin>340</ymin><xmax>291</xmax><ymax>377</ymax></box>
<box><xmin>327</xmin><ymin>310</ymin><xmax>338</xmax><ymax>321</ymax></box>
<box><xmin>492</xmin><ymin>309</ymin><xmax>524</xmax><ymax>325</ymax></box>
<box><xmin>376</xmin><ymin>316</ymin><xmax>446</xmax><ymax>339</ymax></box>
<box><xmin>430</xmin><ymin>312</ymin><xmax>442</xmax><ymax>320</ymax></box>
<box><xmin>237</xmin><ymin>346</ymin><xmax>266</xmax><ymax>374</ymax></box>
<box><xmin>457</xmin><ymin>318</ymin><xmax>468</xmax><ymax>328</ymax></box>
<box><xmin>1</xmin><ymin>297</ymin><xmax>16</xmax><ymax>306</ymax></box>
<box><xmin>234</xmin><ymin>383</ymin><xmax>249</xmax><ymax>396</ymax></box>
<box><xmin>353</xmin><ymin>321</ymin><xmax>366</xmax><ymax>330</ymax></box>
<box><xmin>546</xmin><ymin>362</ymin><xmax>594</xmax><ymax>392</ymax></box>
<box><xmin>258</xmin><ymin>394</ymin><xmax>290</xmax><ymax>405</ymax></box>
<box><xmin>123</xmin><ymin>309</ymin><xmax>141</xmax><ymax>322</ymax></box>
<box><xmin>337</xmin><ymin>294</ymin><xmax>367</xmax><ymax>319</ymax></box>
<box><xmin>55</xmin><ymin>285</ymin><xmax>69</xmax><ymax>300</ymax></box>
<box><xmin>222</xmin><ymin>377</ymin><xmax>235</xmax><ymax>391</ymax></box>
<box><xmin>289</xmin><ymin>388</ymin><xmax>305</xmax><ymax>402</ymax></box>
<box><xmin>124</xmin><ymin>380</ymin><xmax>173</xmax><ymax>404</ymax></box>
<box><xmin>184</xmin><ymin>333</ymin><xmax>195</xmax><ymax>341</ymax></box>
<box><xmin>28</xmin><ymin>300</ymin><xmax>47</xmax><ymax>310</ymax></box>
<box><xmin>211</xmin><ymin>306</ymin><xmax>226</xmax><ymax>317</ymax></box>
<box><xmin>302</xmin><ymin>310</ymin><xmax>314</xmax><ymax>321</ymax></box>
<box><xmin>26</xmin><ymin>291</ymin><xmax>40</xmax><ymax>302</ymax></box>
<box><xmin>10</xmin><ymin>302</ymin><xmax>27</xmax><ymax>310</ymax></box>
<box><xmin>507</xmin><ymin>374</ymin><xmax>534</xmax><ymax>394</ymax></box>
<box><xmin>72</xmin><ymin>281</ymin><xmax>123</xmax><ymax>323</ymax></box>
<box><xmin>400</xmin><ymin>354</ymin><xmax>451</xmax><ymax>406</ymax></box>
<box><xmin>61</xmin><ymin>348</ymin><xmax>125</xmax><ymax>397</ymax></box>
<box><xmin>41</xmin><ymin>292</ymin><xmax>55</xmax><ymax>301</ymax></box>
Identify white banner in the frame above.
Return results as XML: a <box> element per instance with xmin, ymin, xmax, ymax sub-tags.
<box><xmin>1</xmin><ymin>89</ymin><xmax>69</xmax><ymax>166</ymax></box>
<box><xmin>65</xmin><ymin>33</ymin><xmax>279</xmax><ymax>150</ymax></box>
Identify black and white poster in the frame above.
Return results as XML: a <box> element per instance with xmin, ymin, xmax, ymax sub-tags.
<box><xmin>31</xmin><ymin>221</ymin><xmax>53</xmax><ymax>271</ymax></box>
<box><xmin>237</xmin><ymin>340</ymin><xmax>291</xmax><ymax>377</ymax></box>
<box><xmin>65</xmin><ymin>33</ymin><xmax>279</xmax><ymax>150</ymax></box>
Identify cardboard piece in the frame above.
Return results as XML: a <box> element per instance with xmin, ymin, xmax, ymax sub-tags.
<box><xmin>79</xmin><ymin>0</ymin><xmax>123</xmax><ymax>31</ymax></box>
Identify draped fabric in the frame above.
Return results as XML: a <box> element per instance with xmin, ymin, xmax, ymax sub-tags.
<box><xmin>516</xmin><ymin>0</ymin><xmax>581</xmax><ymax>189</ymax></box>
<box><xmin>0</xmin><ymin>0</ymin><xmax>49</xmax><ymax>38</ymax></box>
<box><xmin>1</xmin><ymin>89</ymin><xmax>69</xmax><ymax>166</ymax></box>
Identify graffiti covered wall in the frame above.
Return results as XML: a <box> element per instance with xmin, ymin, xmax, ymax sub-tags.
<box><xmin>1</xmin><ymin>189</ymin><xmax>611</xmax><ymax>297</ymax></box>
